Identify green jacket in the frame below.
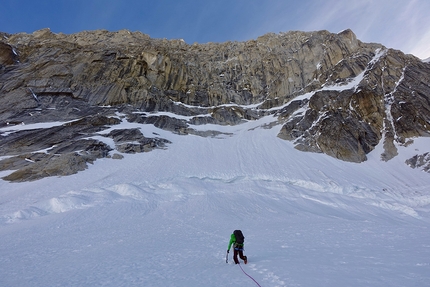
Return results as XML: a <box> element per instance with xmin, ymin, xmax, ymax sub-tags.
<box><xmin>227</xmin><ymin>233</ymin><xmax>244</xmax><ymax>251</ymax></box>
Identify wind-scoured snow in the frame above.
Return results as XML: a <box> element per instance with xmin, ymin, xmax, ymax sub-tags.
<box><xmin>0</xmin><ymin>110</ymin><xmax>429</xmax><ymax>286</ymax></box>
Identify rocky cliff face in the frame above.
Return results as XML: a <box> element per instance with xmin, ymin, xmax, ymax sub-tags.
<box><xmin>1</xmin><ymin>28</ymin><xmax>429</xmax><ymax>181</ymax></box>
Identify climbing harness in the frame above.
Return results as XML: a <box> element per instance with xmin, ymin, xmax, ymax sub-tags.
<box><xmin>238</xmin><ymin>263</ymin><xmax>262</xmax><ymax>287</ymax></box>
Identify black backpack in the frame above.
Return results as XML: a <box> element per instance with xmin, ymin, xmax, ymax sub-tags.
<box><xmin>233</xmin><ymin>230</ymin><xmax>244</xmax><ymax>245</ymax></box>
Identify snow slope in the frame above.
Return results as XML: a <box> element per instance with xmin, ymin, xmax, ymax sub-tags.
<box><xmin>1</xmin><ymin>113</ymin><xmax>430</xmax><ymax>286</ymax></box>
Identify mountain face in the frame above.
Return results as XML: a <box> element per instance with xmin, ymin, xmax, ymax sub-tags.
<box><xmin>1</xmin><ymin>28</ymin><xmax>429</xmax><ymax>182</ymax></box>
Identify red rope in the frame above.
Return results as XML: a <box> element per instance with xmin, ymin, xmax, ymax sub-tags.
<box><xmin>238</xmin><ymin>263</ymin><xmax>262</xmax><ymax>287</ymax></box>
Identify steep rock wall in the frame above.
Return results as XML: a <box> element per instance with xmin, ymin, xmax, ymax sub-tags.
<box><xmin>1</xmin><ymin>28</ymin><xmax>429</xmax><ymax>181</ymax></box>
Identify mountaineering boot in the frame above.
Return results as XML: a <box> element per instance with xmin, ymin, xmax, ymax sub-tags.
<box><xmin>244</xmin><ymin>256</ymin><xmax>248</xmax><ymax>264</ymax></box>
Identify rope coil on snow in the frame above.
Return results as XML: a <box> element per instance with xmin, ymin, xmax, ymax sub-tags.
<box><xmin>238</xmin><ymin>263</ymin><xmax>262</xmax><ymax>287</ymax></box>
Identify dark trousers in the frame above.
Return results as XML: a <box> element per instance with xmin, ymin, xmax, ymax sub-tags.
<box><xmin>233</xmin><ymin>248</ymin><xmax>247</xmax><ymax>264</ymax></box>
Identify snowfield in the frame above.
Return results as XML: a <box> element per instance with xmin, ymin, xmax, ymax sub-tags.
<box><xmin>1</xmin><ymin>113</ymin><xmax>430</xmax><ymax>286</ymax></box>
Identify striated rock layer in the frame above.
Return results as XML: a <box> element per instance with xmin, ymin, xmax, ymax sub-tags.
<box><xmin>1</xmin><ymin>28</ymin><xmax>429</xmax><ymax>181</ymax></box>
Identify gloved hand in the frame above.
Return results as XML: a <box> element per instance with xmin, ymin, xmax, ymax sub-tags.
<box><xmin>227</xmin><ymin>250</ymin><xmax>229</xmax><ymax>253</ymax></box>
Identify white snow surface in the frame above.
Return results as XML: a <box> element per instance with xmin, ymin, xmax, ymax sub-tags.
<box><xmin>1</xmin><ymin>113</ymin><xmax>430</xmax><ymax>287</ymax></box>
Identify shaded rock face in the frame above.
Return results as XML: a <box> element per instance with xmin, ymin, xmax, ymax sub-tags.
<box><xmin>278</xmin><ymin>88</ymin><xmax>384</xmax><ymax>162</ymax></box>
<box><xmin>0</xmin><ymin>28</ymin><xmax>429</xmax><ymax>181</ymax></box>
<box><xmin>0</xmin><ymin>42</ymin><xmax>17</xmax><ymax>66</ymax></box>
<box><xmin>277</xmin><ymin>48</ymin><xmax>430</xmax><ymax>163</ymax></box>
<box><xmin>406</xmin><ymin>153</ymin><xmax>430</xmax><ymax>172</ymax></box>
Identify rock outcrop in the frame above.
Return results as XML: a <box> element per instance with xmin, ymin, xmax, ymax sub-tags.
<box><xmin>1</xmin><ymin>28</ymin><xmax>429</xmax><ymax>181</ymax></box>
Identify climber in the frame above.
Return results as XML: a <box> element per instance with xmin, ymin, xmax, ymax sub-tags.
<box><xmin>227</xmin><ymin>230</ymin><xmax>248</xmax><ymax>264</ymax></box>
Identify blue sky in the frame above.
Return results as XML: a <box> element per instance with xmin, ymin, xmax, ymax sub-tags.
<box><xmin>1</xmin><ymin>0</ymin><xmax>429</xmax><ymax>59</ymax></box>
